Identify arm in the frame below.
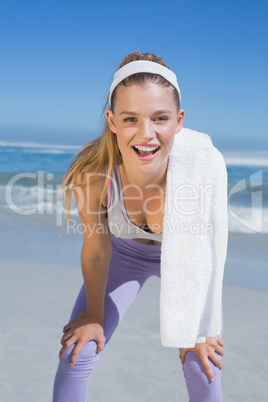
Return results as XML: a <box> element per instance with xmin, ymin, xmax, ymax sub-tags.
<box><xmin>81</xmin><ymin>251</ymin><xmax>111</xmax><ymax>320</ymax></box>
<box><xmin>59</xmin><ymin>171</ymin><xmax>112</xmax><ymax>365</ymax></box>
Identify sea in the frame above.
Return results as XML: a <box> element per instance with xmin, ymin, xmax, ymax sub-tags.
<box><xmin>0</xmin><ymin>140</ymin><xmax>268</xmax><ymax>274</ymax></box>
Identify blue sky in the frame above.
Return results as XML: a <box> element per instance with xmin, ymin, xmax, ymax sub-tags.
<box><xmin>0</xmin><ymin>0</ymin><xmax>267</xmax><ymax>151</ymax></box>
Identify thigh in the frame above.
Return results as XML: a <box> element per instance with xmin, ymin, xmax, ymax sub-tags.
<box><xmin>69</xmin><ymin>241</ymin><xmax>160</xmax><ymax>344</ymax></box>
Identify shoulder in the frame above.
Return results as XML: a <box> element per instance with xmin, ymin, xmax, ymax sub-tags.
<box><xmin>75</xmin><ymin>167</ymin><xmax>109</xmax><ymax>208</ymax></box>
<box><xmin>75</xmin><ymin>167</ymin><xmax>107</xmax><ymax>186</ymax></box>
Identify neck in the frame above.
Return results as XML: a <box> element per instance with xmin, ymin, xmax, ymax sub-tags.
<box><xmin>119</xmin><ymin>161</ymin><xmax>168</xmax><ymax>190</ymax></box>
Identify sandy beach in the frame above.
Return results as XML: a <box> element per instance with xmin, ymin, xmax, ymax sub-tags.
<box><xmin>1</xmin><ymin>230</ymin><xmax>268</xmax><ymax>401</ymax></box>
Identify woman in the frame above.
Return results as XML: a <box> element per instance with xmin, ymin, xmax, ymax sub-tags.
<box><xmin>53</xmin><ymin>52</ymin><xmax>226</xmax><ymax>402</ymax></box>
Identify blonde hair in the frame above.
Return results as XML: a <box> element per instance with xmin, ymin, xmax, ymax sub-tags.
<box><xmin>54</xmin><ymin>52</ymin><xmax>180</xmax><ymax>225</ymax></box>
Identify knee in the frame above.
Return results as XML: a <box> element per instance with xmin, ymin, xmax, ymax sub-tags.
<box><xmin>182</xmin><ymin>351</ymin><xmax>222</xmax><ymax>401</ymax></box>
<box><xmin>58</xmin><ymin>341</ymin><xmax>101</xmax><ymax>379</ymax></box>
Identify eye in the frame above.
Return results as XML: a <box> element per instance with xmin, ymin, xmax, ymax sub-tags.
<box><xmin>154</xmin><ymin>116</ymin><xmax>169</xmax><ymax>121</ymax></box>
<box><xmin>123</xmin><ymin>117</ymin><xmax>137</xmax><ymax>122</ymax></box>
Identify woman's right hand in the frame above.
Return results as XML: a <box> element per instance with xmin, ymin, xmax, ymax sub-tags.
<box><xmin>59</xmin><ymin>310</ymin><xmax>105</xmax><ymax>366</ymax></box>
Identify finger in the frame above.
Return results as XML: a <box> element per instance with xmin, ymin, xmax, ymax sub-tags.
<box><xmin>200</xmin><ymin>355</ymin><xmax>215</xmax><ymax>382</ymax></box>
<box><xmin>218</xmin><ymin>338</ymin><xmax>224</xmax><ymax>347</ymax></box>
<box><xmin>179</xmin><ymin>349</ymin><xmax>187</xmax><ymax>365</ymax></box>
<box><xmin>70</xmin><ymin>341</ymin><xmax>85</xmax><ymax>366</ymax></box>
<box><xmin>215</xmin><ymin>345</ymin><xmax>224</xmax><ymax>356</ymax></box>
<box><xmin>59</xmin><ymin>342</ymin><xmax>69</xmax><ymax>359</ymax></box>
<box><xmin>59</xmin><ymin>335</ymin><xmax>77</xmax><ymax>359</ymax></box>
<box><xmin>60</xmin><ymin>331</ymin><xmax>73</xmax><ymax>345</ymax></box>
<box><xmin>210</xmin><ymin>353</ymin><xmax>223</xmax><ymax>370</ymax></box>
<box><xmin>63</xmin><ymin>323</ymin><xmax>71</xmax><ymax>333</ymax></box>
<box><xmin>96</xmin><ymin>337</ymin><xmax>105</xmax><ymax>354</ymax></box>
<box><xmin>59</xmin><ymin>344</ymin><xmax>66</xmax><ymax>359</ymax></box>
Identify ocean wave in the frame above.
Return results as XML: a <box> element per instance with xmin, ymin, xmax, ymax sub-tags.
<box><xmin>1</xmin><ymin>147</ymin><xmax>76</xmax><ymax>155</ymax></box>
<box><xmin>222</xmin><ymin>150</ymin><xmax>268</xmax><ymax>167</ymax></box>
<box><xmin>0</xmin><ymin>141</ymin><xmax>81</xmax><ymax>150</ymax></box>
<box><xmin>0</xmin><ymin>183</ymin><xmax>60</xmax><ymax>196</ymax></box>
<box><xmin>20</xmin><ymin>149</ymin><xmax>66</xmax><ymax>154</ymax></box>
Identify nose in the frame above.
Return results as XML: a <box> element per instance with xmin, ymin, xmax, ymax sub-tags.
<box><xmin>138</xmin><ymin>119</ymin><xmax>155</xmax><ymax>140</ymax></box>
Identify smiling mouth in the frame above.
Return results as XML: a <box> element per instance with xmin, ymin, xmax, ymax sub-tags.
<box><xmin>132</xmin><ymin>145</ymin><xmax>160</xmax><ymax>156</ymax></box>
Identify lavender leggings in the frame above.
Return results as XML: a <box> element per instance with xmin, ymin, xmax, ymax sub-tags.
<box><xmin>53</xmin><ymin>234</ymin><xmax>223</xmax><ymax>402</ymax></box>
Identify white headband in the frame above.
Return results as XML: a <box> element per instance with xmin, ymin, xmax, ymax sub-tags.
<box><xmin>109</xmin><ymin>60</ymin><xmax>181</xmax><ymax>105</ymax></box>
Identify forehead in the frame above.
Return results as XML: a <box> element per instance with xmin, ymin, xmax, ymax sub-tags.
<box><xmin>114</xmin><ymin>83</ymin><xmax>175</xmax><ymax>110</ymax></box>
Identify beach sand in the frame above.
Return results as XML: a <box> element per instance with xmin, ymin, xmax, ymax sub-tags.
<box><xmin>1</xmin><ymin>232</ymin><xmax>268</xmax><ymax>401</ymax></box>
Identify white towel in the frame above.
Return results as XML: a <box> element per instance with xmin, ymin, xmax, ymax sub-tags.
<box><xmin>160</xmin><ymin>127</ymin><xmax>228</xmax><ymax>348</ymax></box>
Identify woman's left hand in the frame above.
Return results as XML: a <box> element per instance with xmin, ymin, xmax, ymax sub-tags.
<box><xmin>179</xmin><ymin>336</ymin><xmax>224</xmax><ymax>382</ymax></box>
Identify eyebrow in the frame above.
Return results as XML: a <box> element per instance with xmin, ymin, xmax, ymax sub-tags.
<box><xmin>119</xmin><ymin>109</ymin><xmax>172</xmax><ymax>116</ymax></box>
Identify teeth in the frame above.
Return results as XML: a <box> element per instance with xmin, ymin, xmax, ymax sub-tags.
<box><xmin>134</xmin><ymin>145</ymin><xmax>159</xmax><ymax>151</ymax></box>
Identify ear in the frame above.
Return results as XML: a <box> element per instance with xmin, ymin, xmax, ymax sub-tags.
<box><xmin>175</xmin><ymin>109</ymin><xmax>185</xmax><ymax>134</ymax></box>
<box><xmin>105</xmin><ymin>110</ymin><xmax>117</xmax><ymax>133</ymax></box>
